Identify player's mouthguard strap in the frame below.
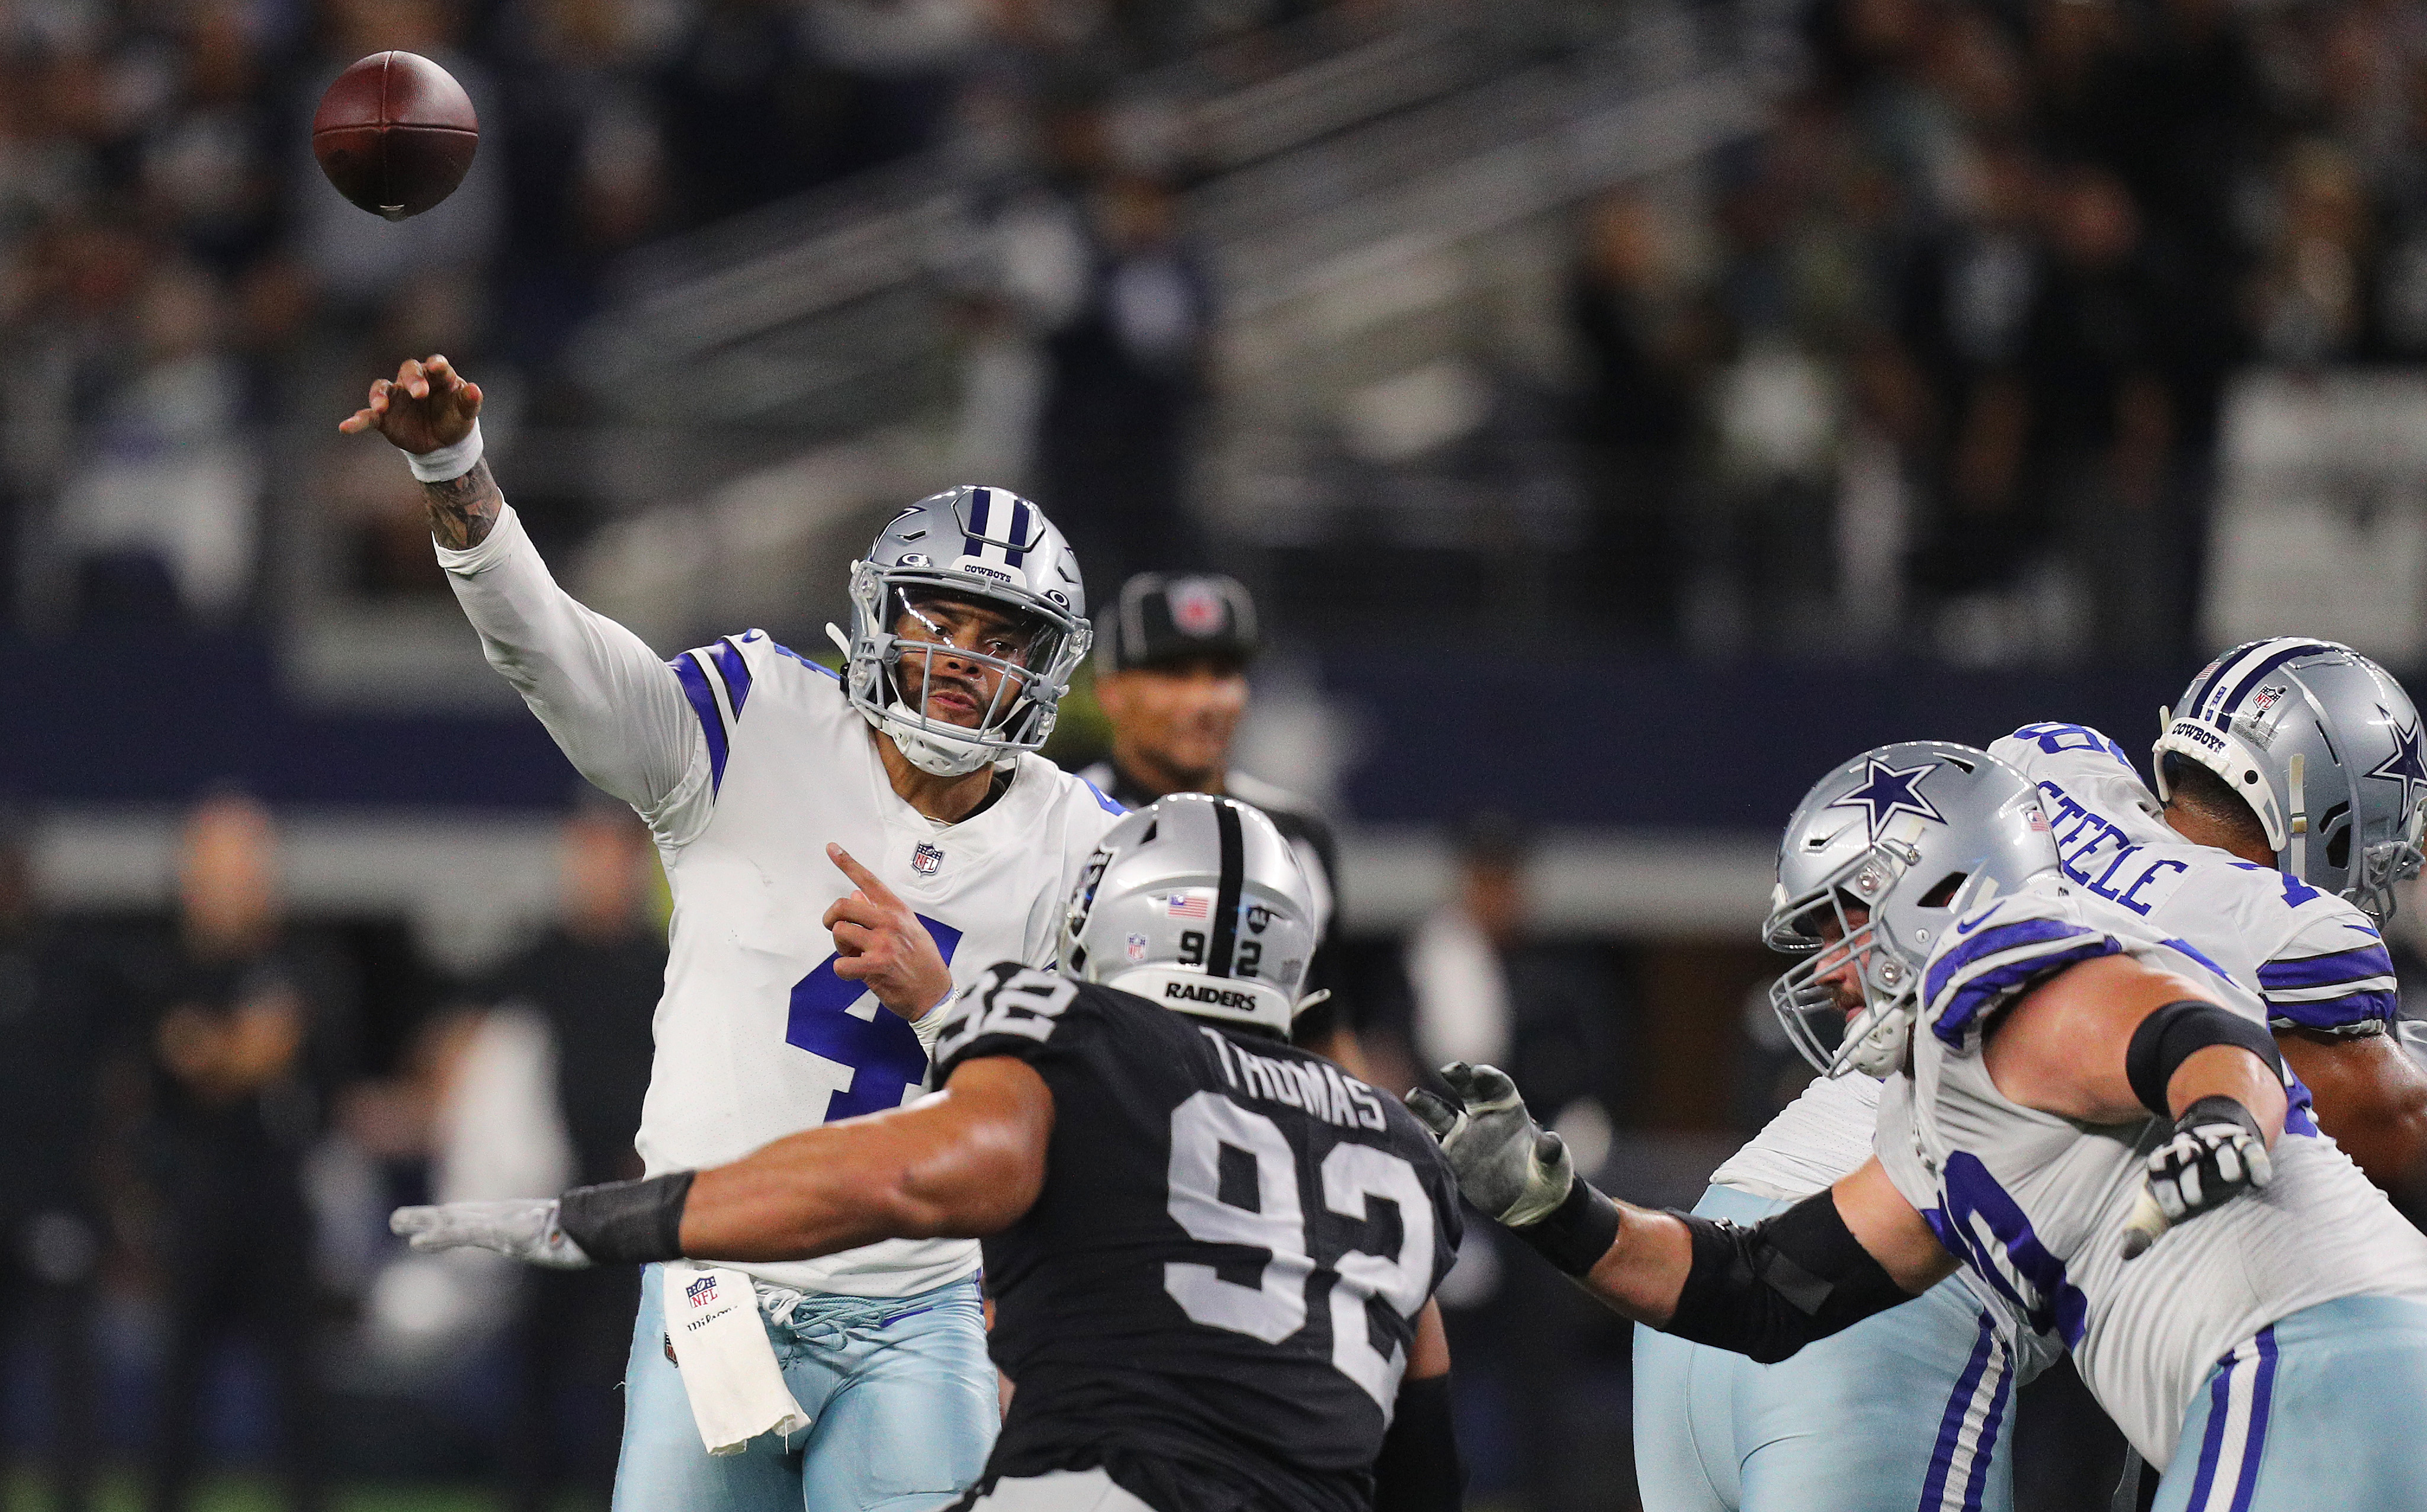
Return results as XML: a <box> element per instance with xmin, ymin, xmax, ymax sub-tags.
<box><xmin>558</xmin><ymin>1170</ymin><xmax>694</xmax><ymax>1265</ymax></box>
<box><xmin>405</xmin><ymin>419</ymin><xmax>484</xmax><ymax>483</ymax></box>
<box><xmin>2125</xmin><ymin>999</ymin><xmax>2283</xmax><ymax>1117</ymax></box>
<box><xmin>1509</xmin><ymin>1175</ymin><xmax>1623</xmax><ymax>1276</ymax></box>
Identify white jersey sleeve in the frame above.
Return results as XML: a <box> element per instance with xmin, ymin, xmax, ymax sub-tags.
<box><xmin>436</xmin><ymin>504</ymin><xmax>713</xmax><ymax>840</ymax></box>
<box><xmin>2253</xmin><ymin>897</ymin><xmax>2400</xmax><ymax>1033</ymax></box>
<box><xmin>1919</xmin><ymin>885</ymin><xmax>2126</xmax><ymax>1053</ymax></box>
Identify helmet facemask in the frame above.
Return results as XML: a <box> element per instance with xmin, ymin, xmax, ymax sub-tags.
<box><xmin>845</xmin><ymin>562</ymin><xmax>1090</xmax><ymax>778</ymax></box>
<box><xmin>1764</xmin><ymin>840</ymin><xmax>1931</xmax><ymax>1078</ymax></box>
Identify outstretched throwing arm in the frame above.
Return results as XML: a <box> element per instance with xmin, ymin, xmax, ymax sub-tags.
<box><xmin>339</xmin><ymin>354</ymin><xmax>699</xmax><ymax>821</ymax></box>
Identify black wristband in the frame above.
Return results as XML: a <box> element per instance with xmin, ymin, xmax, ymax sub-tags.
<box><xmin>1374</xmin><ymin>1373</ymin><xmax>1463</xmax><ymax>1512</ymax></box>
<box><xmin>1508</xmin><ymin>1177</ymin><xmax>1623</xmax><ymax>1276</ymax></box>
<box><xmin>557</xmin><ymin>1171</ymin><xmax>695</xmax><ymax>1265</ymax></box>
<box><xmin>2175</xmin><ymin>1094</ymin><xmax>2265</xmax><ymax>1142</ymax></box>
<box><xmin>2126</xmin><ymin>1000</ymin><xmax>2283</xmax><ymax>1117</ymax></box>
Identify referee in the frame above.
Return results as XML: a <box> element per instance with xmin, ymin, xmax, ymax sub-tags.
<box><xmin>1080</xmin><ymin>573</ymin><xmax>1361</xmax><ymax>1070</ymax></box>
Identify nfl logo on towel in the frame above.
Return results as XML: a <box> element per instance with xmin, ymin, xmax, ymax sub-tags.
<box><xmin>911</xmin><ymin>843</ymin><xmax>944</xmax><ymax>876</ymax></box>
<box><xmin>686</xmin><ymin>1275</ymin><xmax>719</xmax><ymax>1308</ymax></box>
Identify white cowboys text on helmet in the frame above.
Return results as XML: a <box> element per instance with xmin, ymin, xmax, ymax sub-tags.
<box><xmin>1764</xmin><ymin>742</ymin><xmax>2062</xmax><ymax>1077</ymax></box>
<box><xmin>1060</xmin><ymin>794</ymin><xmax>1323</xmax><ymax>1038</ymax></box>
<box><xmin>833</xmin><ymin>484</ymin><xmax>1090</xmax><ymax>778</ymax></box>
<box><xmin>2153</xmin><ymin>638</ymin><xmax>2427</xmax><ymax>920</ymax></box>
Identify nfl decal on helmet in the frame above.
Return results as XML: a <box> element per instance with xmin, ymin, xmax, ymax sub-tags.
<box><xmin>833</xmin><ymin>484</ymin><xmax>1091</xmax><ymax>778</ymax></box>
<box><xmin>2154</xmin><ymin>638</ymin><xmax>2427</xmax><ymax>919</ymax></box>
<box><xmin>1060</xmin><ymin>794</ymin><xmax>1324</xmax><ymax>1038</ymax></box>
<box><xmin>1765</xmin><ymin>742</ymin><xmax>2062</xmax><ymax>1077</ymax></box>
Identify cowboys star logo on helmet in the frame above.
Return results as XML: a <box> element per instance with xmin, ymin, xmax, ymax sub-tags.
<box><xmin>2365</xmin><ymin>710</ymin><xmax>2427</xmax><ymax>817</ymax></box>
<box><xmin>1824</xmin><ymin>757</ymin><xmax>1948</xmax><ymax>843</ymax></box>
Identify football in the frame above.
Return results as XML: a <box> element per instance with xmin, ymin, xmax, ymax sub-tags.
<box><xmin>312</xmin><ymin>52</ymin><xmax>478</xmax><ymax>221</ymax></box>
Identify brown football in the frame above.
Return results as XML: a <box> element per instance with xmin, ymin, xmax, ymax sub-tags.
<box><xmin>312</xmin><ymin>52</ymin><xmax>478</xmax><ymax>221</ymax></box>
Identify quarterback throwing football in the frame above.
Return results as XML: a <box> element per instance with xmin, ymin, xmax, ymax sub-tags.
<box><xmin>343</xmin><ymin>357</ymin><xmax>1123</xmax><ymax>1512</ymax></box>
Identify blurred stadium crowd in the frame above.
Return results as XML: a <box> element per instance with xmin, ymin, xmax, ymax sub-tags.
<box><xmin>5</xmin><ymin>0</ymin><xmax>2427</xmax><ymax>1507</ymax></box>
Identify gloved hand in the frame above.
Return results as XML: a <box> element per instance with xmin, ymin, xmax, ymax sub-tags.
<box><xmin>1405</xmin><ymin>1062</ymin><xmax>1576</xmax><ymax>1227</ymax></box>
<box><xmin>2144</xmin><ymin>1095</ymin><xmax>2274</xmax><ymax>1225</ymax></box>
<box><xmin>390</xmin><ymin>1198</ymin><xmax>593</xmax><ymax>1269</ymax></box>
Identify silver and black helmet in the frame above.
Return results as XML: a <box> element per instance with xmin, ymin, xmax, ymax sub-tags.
<box><xmin>1061</xmin><ymin>794</ymin><xmax>1321</xmax><ymax>1037</ymax></box>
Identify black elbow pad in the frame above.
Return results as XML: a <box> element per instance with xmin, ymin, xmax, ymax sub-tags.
<box><xmin>2126</xmin><ymin>1000</ymin><xmax>2284</xmax><ymax>1117</ymax></box>
<box><xmin>1661</xmin><ymin>1191</ymin><xmax>1912</xmax><ymax>1364</ymax></box>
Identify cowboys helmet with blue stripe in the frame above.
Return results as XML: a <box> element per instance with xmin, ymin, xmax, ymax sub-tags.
<box><xmin>1764</xmin><ymin>741</ymin><xmax>2060</xmax><ymax>1076</ymax></box>
<box><xmin>835</xmin><ymin>484</ymin><xmax>1090</xmax><ymax>776</ymax></box>
<box><xmin>1060</xmin><ymin>794</ymin><xmax>1322</xmax><ymax>1038</ymax></box>
<box><xmin>2155</xmin><ymin>638</ymin><xmax>2427</xmax><ymax>920</ymax></box>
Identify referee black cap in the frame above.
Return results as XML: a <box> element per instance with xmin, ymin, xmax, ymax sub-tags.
<box><xmin>1097</xmin><ymin>573</ymin><xmax>1261</xmax><ymax>673</ymax></box>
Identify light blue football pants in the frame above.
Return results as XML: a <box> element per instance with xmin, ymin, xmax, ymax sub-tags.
<box><xmin>2153</xmin><ymin>1293</ymin><xmax>2427</xmax><ymax>1512</ymax></box>
<box><xmin>615</xmin><ymin>1266</ymin><xmax>997</xmax><ymax>1512</ymax></box>
<box><xmin>1632</xmin><ymin>1186</ymin><xmax>2019</xmax><ymax>1512</ymax></box>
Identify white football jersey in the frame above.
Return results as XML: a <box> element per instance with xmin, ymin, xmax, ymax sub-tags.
<box><xmin>1877</xmin><ymin>875</ymin><xmax>2427</xmax><ymax>1465</ymax></box>
<box><xmin>1987</xmin><ymin>723</ymin><xmax>2397</xmax><ymax>1036</ymax></box>
<box><xmin>438</xmin><ymin>506</ymin><xmax>1125</xmax><ymax>1296</ymax></box>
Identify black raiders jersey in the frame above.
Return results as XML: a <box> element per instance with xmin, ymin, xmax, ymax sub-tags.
<box><xmin>931</xmin><ymin>963</ymin><xmax>1463</xmax><ymax>1512</ymax></box>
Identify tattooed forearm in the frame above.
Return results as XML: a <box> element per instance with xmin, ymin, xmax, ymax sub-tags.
<box><xmin>422</xmin><ymin>459</ymin><xmax>503</xmax><ymax>550</ymax></box>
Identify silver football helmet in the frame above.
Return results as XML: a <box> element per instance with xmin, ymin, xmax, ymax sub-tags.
<box><xmin>832</xmin><ymin>485</ymin><xmax>1090</xmax><ymax>777</ymax></box>
<box><xmin>1765</xmin><ymin>741</ymin><xmax>2060</xmax><ymax>1077</ymax></box>
<box><xmin>2155</xmin><ymin>638</ymin><xmax>2427</xmax><ymax>920</ymax></box>
<box><xmin>1061</xmin><ymin>794</ymin><xmax>1322</xmax><ymax>1038</ymax></box>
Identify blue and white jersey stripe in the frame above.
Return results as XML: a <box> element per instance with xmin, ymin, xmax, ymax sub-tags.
<box><xmin>670</xmin><ymin>632</ymin><xmax>760</xmax><ymax>795</ymax></box>
<box><xmin>1924</xmin><ymin>903</ymin><xmax>2124</xmax><ymax>1047</ymax></box>
<box><xmin>2255</xmin><ymin>936</ymin><xmax>2400</xmax><ymax>1030</ymax></box>
<box><xmin>1918</xmin><ymin>1310</ymin><xmax>2015</xmax><ymax>1512</ymax></box>
<box><xmin>2181</xmin><ymin>1329</ymin><xmax>2278</xmax><ymax>1512</ymax></box>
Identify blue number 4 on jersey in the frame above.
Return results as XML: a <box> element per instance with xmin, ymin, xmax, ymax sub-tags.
<box><xmin>786</xmin><ymin>914</ymin><xmax>964</xmax><ymax>1122</ymax></box>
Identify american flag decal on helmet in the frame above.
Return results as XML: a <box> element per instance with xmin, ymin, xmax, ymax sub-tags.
<box><xmin>1166</xmin><ymin>894</ymin><xmax>1210</xmax><ymax>920</ymax></box>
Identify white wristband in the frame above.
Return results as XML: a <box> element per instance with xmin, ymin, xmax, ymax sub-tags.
<box><xmin>406</xmin><ymin>420</ymin><xmax>484</xmax><ymax>483</ymax></box>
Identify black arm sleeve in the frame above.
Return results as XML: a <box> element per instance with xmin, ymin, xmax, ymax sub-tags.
<box><xmin>1660</xmin><ymin>1190</ymin><xmax>1914</xmax><ymax>1364</ymax></box>
<box><xmin>558</xmin><ymin>1171</ymin><xmax>694</xmax><ymax>1265</ymax></box>
<box><xmin>2126</xmin><ymin>1000</ymin><xmax>2284</xmax><ymax>1116</ymax></box>
<box><xmin>1373</xmin><ymin>1373</ymin><xmax>1462</xmax><ymax>1512</ymax></box>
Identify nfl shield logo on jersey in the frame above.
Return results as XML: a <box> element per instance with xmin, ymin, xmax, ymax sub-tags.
<box><xmin>685</xmin><ymin>1275</ymin><xmax>718</xmax><ymax>1308</ymax></box>
<box><xmin>913</xmin><ymin>843</ymin><xmax>945</xmax><ymax>876</ymax></box>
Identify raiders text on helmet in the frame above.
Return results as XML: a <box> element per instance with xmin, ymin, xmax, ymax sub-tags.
<box><xmin>1765</xmin><ymin>742</ymin><xmax>2062</xmax><ymax>1077</ymax></box>
<box><xmin>1060</xmin><ymin>794</ymin><xmax>1322</xmax><ymax>1038</ymax></box>
<box><xmin>832</xmin><ymin>485</ymin><xmax>1090</xmax><ymax>777</ymax></box>
<box><xmin>2154</xmin><ymin>638</ymin><xmax>2427</xmax><ymax>920</ymax></box>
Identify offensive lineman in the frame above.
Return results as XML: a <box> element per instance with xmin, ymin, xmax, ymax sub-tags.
<box><xmin>341</xmin><ymin>357</ymin><xmax>1124</xmax><ymax>1511</ymax></box>
<box><xmin>391</xmin><ymin>795</ymin><xmax>1466</xmax><ymax>1512</ymax></box>
<box><xmin>1422</xmin><ymin>743</ymin><xmax>2427</xmax><ymax>1508</ymax></box>
<box><xmin>1626</xmin><ymin>640</ymin><xmax>2427</xmax><ymax>1512</ymax></box>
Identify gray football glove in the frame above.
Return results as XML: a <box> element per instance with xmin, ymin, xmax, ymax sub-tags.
<box><xmin>2145</xmin><ymin>1095</ymin><xmax>2274</xmax><ymax>1224</ymax></box>
<box><xmin>1405</xmin><ymin>1062</ymin><xmax>1576</xmax><ymax>1227</ymax></box>
<box><xmin>389</xmin><ymin>1198</ymin><xmax>593</xmax><ymax>1270</ymax></box>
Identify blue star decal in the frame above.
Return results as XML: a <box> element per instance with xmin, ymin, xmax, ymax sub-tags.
<box><xmin>2366</xmin><ymin>708</ymin><xmax>2427</xmax><ymax>817</ymax></box>
<box><xmin>1826</xmin><ymin>757</ymin><xmax>1947</xmax><ymax>842</ymax></box>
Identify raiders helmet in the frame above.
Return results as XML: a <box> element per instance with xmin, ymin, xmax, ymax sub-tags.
<box><xmin>2155</xmin><ymin>638</ymin><xmax>2427</xmax><ymax>920</ymax></box>
<box><xmin>1061</xmin><ymin>794</ymin><xmax>1322</xmax><ymax>1038</ymax></box>
<box><xmin>1765</xmin><ymin>741</ymin><xmax>2061</xmax><ymax>1077</ymax></box>
<box><xmin>833</xmin><ymin>485</ymin><xmax>1090</xmax><ymax>778</ymax></box>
